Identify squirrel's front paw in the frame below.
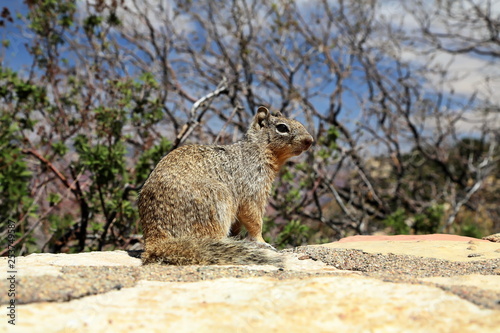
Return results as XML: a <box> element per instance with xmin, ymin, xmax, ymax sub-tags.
<box><xmin>253</xmin><ymin>241</ymin><xmax>278</xmax><ymax>251</ymax></box>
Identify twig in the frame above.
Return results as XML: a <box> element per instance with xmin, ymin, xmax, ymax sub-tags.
<box><xmin>172</xmin><ymin>78</ymin><xmax>229</xmax><ymax>149</ymax></box>
<box><xmin>21</xmin><ymin>149</ymin><xmax>76</xmax><ymax>191</ymax></box>
<box><xmin>214</xmin><ymin>104</ymin><xmax>242</xmax><ymax>144</ymax></box>
<box><xmin>98</xmin><ymin>184</ymin><xmax>140</xmax><ymax>250</ymax></box>
<box><xmin>444</xmin><ymin>139</ymin><xmax>497</xmax><ymax>229</ymax></box>
<box><xmin>325</xmin><ymin>182</ymin><xmax>359</xmax><ymax>224</ymax></box>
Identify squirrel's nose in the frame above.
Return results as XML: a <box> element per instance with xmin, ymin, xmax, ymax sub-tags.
<box><xmin>302</xmin><ymin>136</ymin><xmax>314</xmax><ymax>149</ymax></box>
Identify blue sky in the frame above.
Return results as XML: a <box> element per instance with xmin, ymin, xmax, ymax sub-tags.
<box><xmin>2</xmin><ymin>0</ymin><xmax>499</xmax><ymax>148</ymax></box>
<box><xmin>1</xmin><ymin>2</ymin><xmax>32</xmax><ymax>71</ymax></box>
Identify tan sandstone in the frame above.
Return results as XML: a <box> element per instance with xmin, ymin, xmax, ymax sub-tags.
<box><xmin>1</xmin><ymin>234</ymin><xmax>499</xmax><ymax>333</ymax></box>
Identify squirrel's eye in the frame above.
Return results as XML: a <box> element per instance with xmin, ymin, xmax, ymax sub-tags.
<box><xmin>276</xmin><ymin>124</ymin><xmax>290</xmax><ymax>134</ymax></box>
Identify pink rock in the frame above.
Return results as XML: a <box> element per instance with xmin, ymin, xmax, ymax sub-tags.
<box><xmin>338</xmin><ymin>234</ymin><xmax>489</xmax><ymax>243</ymax></box>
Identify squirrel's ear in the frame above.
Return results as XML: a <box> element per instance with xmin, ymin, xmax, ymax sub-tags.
<box><xmin>273</xmin><ymin>111</ymin><xmax>283</xmax><ymax>117</ymax></box>
<box><xmin>253</xmin><ymin>106</ymin><xmax>271</xmax><ymax>129</ymax></box>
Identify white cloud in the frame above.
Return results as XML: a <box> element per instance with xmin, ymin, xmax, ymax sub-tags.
<box><xmin>420</xmin><ymin>109</ymin><xmax>500</xmax><ymax>138</ymax></box>
<box><xmin>402</xmin><ymin>49</ymin><xmax>500</xmax><ymax>104</ymax></box>
<box><xmin>369</xmin><ymin>0</ymin><xmax>500</xmax><ymax>104</ymax></box>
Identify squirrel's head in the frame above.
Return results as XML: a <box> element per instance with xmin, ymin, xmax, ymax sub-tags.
<box><xmin>246</xmin><ymin>106</ymin><xmax>314</xmax><ymax>166</ymax></box>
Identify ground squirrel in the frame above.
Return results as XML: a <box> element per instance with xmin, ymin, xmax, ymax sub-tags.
<box><xmin>138</xmin><ymin>106</ymin><xmax>314</xmax><ymax>265</ymax></box>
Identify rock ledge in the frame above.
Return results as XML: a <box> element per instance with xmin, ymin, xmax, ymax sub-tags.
<box><xmin>1</xmin><ymin>234</ymin><xmax>499</xmax><ymax>333</ymax></box>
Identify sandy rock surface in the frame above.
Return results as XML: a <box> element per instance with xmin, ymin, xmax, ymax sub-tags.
<box><xmin>483</xmin><ymin>233</ymin><xmax>500</xmax><ymax>243</ymax></box>
<box><xmin>1</xmin><ymin>234</ymin><xmax>499</xmax><ymax>333</ymax></box>
<box><xmin>328</xmin><ymin>233</ymin><xmax>500</xmax><ymax>261</ymax></box>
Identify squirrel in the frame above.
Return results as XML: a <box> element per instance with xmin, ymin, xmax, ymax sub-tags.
<box><xmin>138</xmin><ymin>106</ymin><xmax>314</xmax><ymax>266</ymax></box>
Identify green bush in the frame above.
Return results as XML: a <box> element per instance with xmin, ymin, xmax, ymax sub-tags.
<box><xmin>382</xmin><ymin>209</ymin><xmax>410</xmax><ymax>235</ymax></box>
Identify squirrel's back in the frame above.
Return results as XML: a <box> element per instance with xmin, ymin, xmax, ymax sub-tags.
<box><xmin>138</xmin><ymin>106</ymin><xmax>313</xmax><ymax>266</ymax></box>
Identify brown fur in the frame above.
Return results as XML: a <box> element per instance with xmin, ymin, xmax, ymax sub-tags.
<box><xmin>138</xmin><ymin>106</ymin><xmax>313</xmax><ymax>265</ymax></box>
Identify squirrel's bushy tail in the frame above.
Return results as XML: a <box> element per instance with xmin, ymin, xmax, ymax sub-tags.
<box><xmin>142</xmin><ymin>237</ymin><xmax>283</xmax><ymax>266</ymax></box>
